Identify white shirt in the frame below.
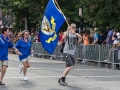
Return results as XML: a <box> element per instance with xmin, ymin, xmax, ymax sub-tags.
<box><xmin>116</xmin><ymin>33</ymin><xmax>120</xmax><ymax>39</ymax></box>
<box><xmin>113</xmin><ymin>39</ymin><xmax>119</xmax><ymax>44</ymax></box>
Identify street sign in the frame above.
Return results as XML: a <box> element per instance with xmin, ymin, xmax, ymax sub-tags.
<box><xmin>79</xmin><ymin>7</ymin><xmax>82</xmax><ymax>16</ymax></box>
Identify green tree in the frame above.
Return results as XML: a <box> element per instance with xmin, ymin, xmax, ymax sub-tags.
<box><xmin>0</xmin><ymin>0</ymin><xmax>86</xmax><ymax>31</ymax></box>
<box><xmin>80</xmin><ymin>0</ymin><xmax>120</xmax><ymax>30</ymax></box>
<box><xmin>2</xmin><ymin>0</ymin><xmax>120</xmax><ymax>31</ymax></box>
<box><xmin>0</xmin><ymin>0</ymin><xmax>48</xmax><ymax>31</ymax></box>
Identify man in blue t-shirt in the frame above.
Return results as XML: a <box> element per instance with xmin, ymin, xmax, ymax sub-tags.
<box><xmin>106</xmin><ymin>29</ymin><xmax>113</xmax><ymax>45</ymax></box>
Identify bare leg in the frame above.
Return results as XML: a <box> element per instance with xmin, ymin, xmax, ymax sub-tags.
<box><xmin>0</xmin><ymin>66</ymin><xmax>7</xmax><ymax>82</ymax></box>
<box><xmin>22</xmin><ymin>62</ymin><xmax>27</xmax><ymax>76</ymax></box>
<box><xmin>26</xmin><ymin>61</ymin><xmax>30</xmax><ymax>68</ymax></box>
<box><xmin>108</xmin><ymin>48</ymin><xmax>114</xmax><ymax>62</ymax></box>
<box><xmin>62</xmin><ymin>66</ymin><xmax>73</xmax><ymax>77</ymax></box>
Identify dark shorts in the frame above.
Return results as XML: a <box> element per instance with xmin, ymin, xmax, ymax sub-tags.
<box><xmin>63</xmin><ymin>53</ymin><xmax>75</xmax><ymax>67</ymax></box>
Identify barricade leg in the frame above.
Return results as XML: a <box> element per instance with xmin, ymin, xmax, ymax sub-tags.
<box><xmin>98</xmin><ymin>46</ymin><xmax>100</xmax><ymax>67</ymax></box>
<box><xmin>112</xmin><ymin>50</ymin><xmax>115</xmax><ymax>69</ymax></box>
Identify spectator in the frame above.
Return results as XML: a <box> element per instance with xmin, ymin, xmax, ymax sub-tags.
<box><xmin>116</xmin><ymin>32</ymin><xmax>120</xmax><ymax>39</ymax></box>
<box><xmin>104</xmin><ymin>34</ymin><xmax>119</xmax><ymax>62</ymax></box>
<box><xmin>38</xmin><ymin>33</ymin><xmax>40</xmax><ymax>42</ymax></box>
<box><xmin>31</xmin><ymin>28</ymin><xmax>36</xmax><ymax>34</ymax></box>
<box><xmin>9</xmin><ymin>29</ymin><xmax>13</xmax><ymax>37</ymax></box>
<box><xmin>33</xmin><ymin>31</ymin><xmax>39</xmax><ymax>42</ymax></box>
<box><xmin>58</xmin><ymin>31</ymin><xmax>66</xmax><ymax>53</ymax></box>
<box><xmin>8</xmin><ymin>34</ymin><xmax>14</xmax><ymax>54</ymax></box>
<box><xmin>99</xmin><ymin>31</ymin><xmax>105</xmax><ymax>45</ymax></box>
<box><xmin>83</xmin><ymin>31</ymin><xmax>90</xmax><ymax>46</ymax></box>
<box><xmin>29</xmin><ymin>33</ymin><xmax>34</xmax><ymax>41</ymax></box>
<box><xmin>105</xmin><ymin>27</ymin><xmax>114</xmax><ymax>45</ymax></box>
<box><xmin>112</xmin><ymin>29</ymin><xmax>119</xmax><ymax>40</ymax></box>
<box><xmin>13</xmin><ymin>34</ymin><xmax>18</xmax><ymax>45</ymax></box>
<box><xmin>104</xmin><ymin>27</ymin><xmax>110</xmax><ymax>40</ymax></box>
<box><xmin>92</xmin><ymin>28</ymin><xmax>100</xmax><ymax>44</ymax></box>
<box><xmin>58</xmin><ymin>31</ymin><xmax>64</xmax><ymax>42</ymax></box>
<box><xmin>77</xmin><ymin>31</ymin><xmax>83</xmax><ymax>44</ymax></box>
<box><xmin>82</xmin><ymin>31</ymin><xmax>90</xmax><ymax>64</ymax></box>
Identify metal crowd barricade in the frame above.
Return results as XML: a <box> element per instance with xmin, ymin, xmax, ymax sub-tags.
<box><xmin>75</xmin><ymin>45</ymin><xmax>83</xmax><ymax>60</ymax></box>
<box><xmin>32</xmin><ymin>42</ymin><xmax>63</xmax><ymax>60</ymax></box>
<box><xmin>32</xmin><ymin>42</ymin><xmax>41</xmax><ymax>55</ymax></box>
<box><xmin>76</xmin><ymin>44</ymin><xmax>100</xmax><ymax>62</ymax></box>
<box><xmin>99</xmin><ymin>45</ymin><xmax>112</xmax><ymax>62</ymax></box>
<box><xmin>75</xmin><ymin>44</ymin><xmax>113</xmax><ymax>67</ymax></box>
<box><xmin>32</xmin><ymin>42</ymin><xmax>120</xmax><ymax>69</ymax></box>
<box><xmin>32</xmin><ymin>42</ymin><xmax>46</xmax><ymax>58</ymax></box>
<box><xmin>112</xmin><ymin>46</ymin><xmax>120</xmax><ymax>68</ymax></box>
<box><xmin>54</xmin><ymin>45</ymin><xmax>63</xmax><ymax>60</ymax></box>
<box><xmin>85</xmin><ymin>44</ymin><xmax>100</xmax><ymax>62</ymax></box>
<box><xmin>44</xmin><ymin>45</ymin><xmax>62</xmax><ymax>60</ymax></box>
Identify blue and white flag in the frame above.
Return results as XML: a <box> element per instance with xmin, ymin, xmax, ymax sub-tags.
<box><xmin>39</xmin><ymin>0</ymin><xmax>66</xmax><ymax>54</ymax></box>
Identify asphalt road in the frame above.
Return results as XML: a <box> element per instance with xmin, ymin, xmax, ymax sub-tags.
<box><xmin>0</xmin><ymin>54</ymin><xmax>120</xmax><ymax>90</ymax></box>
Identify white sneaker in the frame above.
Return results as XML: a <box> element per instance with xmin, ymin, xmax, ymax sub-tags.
<box><xmin>24</xmin><ymin>76</ymin><xmax>28</xmax><ymax>81</ymax></box>
<box><xmin>19</xmin><ymin>65</ymin><xmax>22</xmax><ymax>74</ymax></box>
<box><xmin>104</xmin><ymin>60</ymin><xmax>108</xmax><ymax>62</ymax></box>
<box><xmin>82</xmin><ymin>60</ymin><xmax>85</xmax><ymax>64</ymax></box>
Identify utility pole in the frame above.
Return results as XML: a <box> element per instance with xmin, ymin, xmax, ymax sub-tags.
<box><xmin>25</xmin><ymin>0</ymin><xmax>29</xmax><ymax>30</ymax></box>
<box><xmin>79</xmin><ymin>6</ymin><xmax>84</xmax><ymax>31</ymax></box>
<box><xmin>25</xmin><ymin>17</ymin><xmax>27</xmax><ymax>30</ymax></box>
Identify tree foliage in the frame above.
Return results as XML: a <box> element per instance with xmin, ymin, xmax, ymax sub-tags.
<box><xmin>1</xmin><ymin>0</ymin><xmax>120</xmax><ymax>31</ymax></box>
<box><xmin>80</xmin><ymin>0</ymin><xmax>120</xmax><ymax>30</ymax></box>
<box><xmin>0</xmin><ymin>0</ymin><xmax>48</xmax><ymax>31</ymax></box>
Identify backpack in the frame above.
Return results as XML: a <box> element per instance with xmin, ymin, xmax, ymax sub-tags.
<box><xmin>60</xmin><ymin>42</ymin><xmax>65</xmax><ymax>53</ymax></box>
<box><xmin>60</xmin><ymin>32</ymin><xmax>70</xmax><ymax>53</ymax></box>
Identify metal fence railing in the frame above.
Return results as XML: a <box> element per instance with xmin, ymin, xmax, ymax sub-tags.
<box><xmin>32</xmin><ymin>42</ymin><xmax>120</xmax><ymax>68</ymax></box>
<box><xmin>32</xmin><ymin>42</ymin><xmax>63</xmax><ymax>60</ymax></box>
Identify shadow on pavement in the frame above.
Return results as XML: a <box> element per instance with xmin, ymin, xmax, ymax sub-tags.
<box><xmin>18</xmin><ymin>80</ymin><xmax>35</xmax><ymax>89</ymax></box>
<box><xmin>0</xmin><ymin>85</ymin><xmax>9</xmax><ymax>90</ymax></box>
<box><xmin>48</xmin><ymin>85</ymin><xmax>82</xmax><ymax>90</ymax></box>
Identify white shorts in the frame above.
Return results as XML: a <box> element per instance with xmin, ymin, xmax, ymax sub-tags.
<box><xmin>21</xmin><ymin>56</ymin><xmax>31</xmax><ymax>62</ymax></box>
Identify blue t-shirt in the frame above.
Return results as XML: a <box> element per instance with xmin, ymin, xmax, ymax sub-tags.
<box><xmin>94</xmin><ymin>33</ymin><xmax>99</xmax><ymax>42</ymax></box>
<box><xmin>0</xmin><ymin>35</ymin><xmax>13</xmax><ymax>60</ymax></box>
<box><xmin>15</xmin><ymin>39</ymin><xmax>32</xmax><ymax>61</ymax></box>
<box><xmin>99</xmin><ymin>34</ymin><xmax>105</xmax><ymax>43</ymax></box>
<box><xmin>106</xmin><ymin>30</ymin><xmax>113</xmax><ymax>45</ymax></box>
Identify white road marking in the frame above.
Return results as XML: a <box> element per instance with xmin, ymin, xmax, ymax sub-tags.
<box><xmin>9</xmin><ymin>59</ymin><xmax>65</xmax><ymax>63</ymax></box>
<box><xmin>4</xmin><ymin>76</ymin><xmax>79</xmax><ymax>78</ymax></box>
<box><xmin>4</xmin><ymin>75</ymin><xmax>120</xmax><ymax>79</ymax></box>
<box><xmin>82</xmin><ymin>76</ymin><xmax>120</xmax><ymax>78</ymax></box>
<box><xmin>7</xmin><ymin>68</ymin><xmax>108</xmax><ymax>71</ymax></box>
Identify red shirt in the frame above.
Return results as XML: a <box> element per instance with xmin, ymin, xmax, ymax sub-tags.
<box><xmin>58</xmin><ymin>33</ymin><xmax>64</xmax><ymax>41</ymax></box>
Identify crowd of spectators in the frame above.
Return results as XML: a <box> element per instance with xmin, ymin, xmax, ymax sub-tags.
<box><xmin>58</xmin><ymin>26</ymin><xmax>120</xmax><ymax>66</ymax></box>
<box><xmin>58</xmin><ymin>26</ymin><xmax>120</xmax><ymax>46</ymax></box>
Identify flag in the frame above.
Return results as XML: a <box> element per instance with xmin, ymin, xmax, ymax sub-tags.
<box><xmin>39</xmin><ymin>0</ymin><xmax>66</xmax><ymax>54</ymax></box>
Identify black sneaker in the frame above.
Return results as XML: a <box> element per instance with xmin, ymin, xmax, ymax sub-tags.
<box><xmin>58</xmin><ymin>78</ymin><xmax>67</xmax><ymax>85</ymax></box>
<box><xmin>116</xmin><ymin>64</ymin><xmax>119</xmax><ymax>68</ymax></box>
<box><xmin>0</xmin><ymin>81</ymin><xmax>5</xmax><ymax>85</ymax></box>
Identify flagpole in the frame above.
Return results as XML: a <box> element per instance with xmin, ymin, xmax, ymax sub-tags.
<box><xmin>54</xmin><ymin>0</ymin><xmax>69</xmax><ymax>26</ymax></box>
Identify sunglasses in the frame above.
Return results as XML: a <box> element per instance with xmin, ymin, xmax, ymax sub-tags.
<box><xmin>71</xmin><ymin>26</ymin><xmax>76</xmax><ymax>29</ymax></box>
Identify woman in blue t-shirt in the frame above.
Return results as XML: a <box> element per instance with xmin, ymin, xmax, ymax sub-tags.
<box><xmin>15</xmin><ymin>30</ymin><xmax>34</xmax><ymax>81</ymax></box>
<box><xmin>0</xmin><ymin>27</ymin><xmax>21</xmax><ymax>85</ymax></box>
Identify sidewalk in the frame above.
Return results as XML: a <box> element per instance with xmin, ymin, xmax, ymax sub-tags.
<box><xmin>8</xmin><ymin>54</ymin><xmax>65</xmax><ymax>63</ymax></box>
